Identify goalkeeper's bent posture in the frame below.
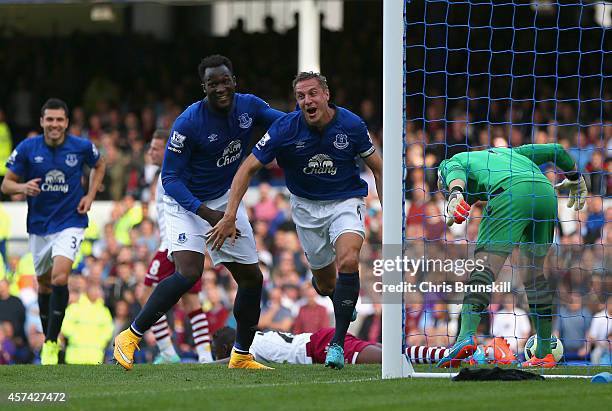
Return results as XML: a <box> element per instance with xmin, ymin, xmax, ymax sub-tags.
<box><xmin>436</xmin><ymin>144</ymin><xmax>587</xmax><ymax>368</ymax></box>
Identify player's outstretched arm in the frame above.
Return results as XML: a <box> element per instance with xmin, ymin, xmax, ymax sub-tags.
<box><xmin>0</xmin><ymin>170</ymin><xmax>40</xmax><ymax>197</ymax></box>
<box><xmin>363</xmin><ymin>151</ymin><xmax>383</xmax><ymax>206</ymax></box>
<box><xmin>206</xmin><ymin>154</ymin><xmax>264</xmax><ymax>250</ymax></box>
<box><xmin>77</xmin><ymin>156</ymin><xmax>106</xmax><ymax>214</ymax></box>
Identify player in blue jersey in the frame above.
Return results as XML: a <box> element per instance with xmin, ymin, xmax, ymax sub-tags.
<box><xmin>114</xmin><ymin>55</ymin><xmax>284</xmax><ymax>370</ymax></box>
<box><xmin>1</xmin><ymin>98</ymin><xmax>106</xmax><ymax>365</ymax></box>
<box><xmin>207</xmin><ymin>72</ymin><xmax>383</xmax><ymax>369</ymax></box>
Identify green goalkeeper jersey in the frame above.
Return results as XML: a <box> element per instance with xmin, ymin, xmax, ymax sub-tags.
<box><xmin>438</xmin><ymin>144</ymin><xmax>576</xmax><ymax>204</ymax></box>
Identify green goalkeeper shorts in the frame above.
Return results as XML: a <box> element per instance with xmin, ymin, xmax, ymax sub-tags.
<box><xmin>475</xmin><ymin>181</ymin><xmax>557</xmax><ymax>257</ymax></box>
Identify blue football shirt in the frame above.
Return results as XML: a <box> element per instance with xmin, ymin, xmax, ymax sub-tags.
<box><xmin>6</xmin><ymin>135</ymin><xmax>101</xmax><ymax>235</ymax></box>
<box><xmin>252</xmin><ymin>105</ymin><xmax>375</xmax><ymax>201</ymax></box>
<box><xmin>162</xmin><ymin>93</ymin><xmax>284</xmax><ymax>213</ymax></box>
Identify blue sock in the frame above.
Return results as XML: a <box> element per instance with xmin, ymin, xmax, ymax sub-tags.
<box><xmin>232</xmin><ymin>284</ymin><xmax>262</xmax><ymax>354</ymax></box>
<box><xmin>132</xmin><ymin>272</ymin><xmax>195</xmax><ymax>335</ymax></box>
<box><xmin>46</xmin><ymin>285</ymin><xmax>68</xmax><ymax>342</ymax></box>
<box><xmin>330</xmin><ymin>272</ymin><xmax>359</xmax><ymax>347</ymax></box>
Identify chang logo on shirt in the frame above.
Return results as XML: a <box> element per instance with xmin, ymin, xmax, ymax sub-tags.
<box><xmin>303</xmin><ymin>154</ymin><xmax>337</xmax><ymax>176</ymax></box>
<box><xmin>41</xmin><ymin>169</ymin><xmax>69</xmax><ymax>193</ymax></box>
<box><xmin>217</xmin><ymin>140</ymin><xmax>242</xmax><ymax>167</ymax></box>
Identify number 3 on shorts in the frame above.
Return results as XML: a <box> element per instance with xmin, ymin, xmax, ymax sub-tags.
<box><xmin>70</xmin><ymin>236</ymin><xmax>82</xmax><ymax>249</ymax></box>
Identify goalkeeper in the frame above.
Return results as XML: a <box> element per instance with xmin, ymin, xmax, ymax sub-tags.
<box><xmin>436</xmin><ymin>144</ymin><xmax>587</xmax><ymax>368</ymax></box>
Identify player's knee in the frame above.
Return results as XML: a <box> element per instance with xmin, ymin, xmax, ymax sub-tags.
<box><xmin>179</xmin><ymin>268</ymin><xmax>202</xmax><ymax>284</ymax></box>
<box><xmin>38</xmin><ymin>274</ymin><xmax>51</xmax><ymax>293</ymax></box>
<box><xmin>237</xmin><ymin>268</ymin><xmax>263</xmax><ymax>289</ymax></box>
<box><xmin>316</xmin><ymin>280</ymin><xmax>335</xmax><ymax>296</ymax></box>
<box><xmin>51</xmin><ymin>272</ymin><xmax>69</xmax><ymax>286</ymax></box>
<box><xmin>336</xmin><ymin>248</ymin><xmax>360</xmax><ymax>273</ymax></box>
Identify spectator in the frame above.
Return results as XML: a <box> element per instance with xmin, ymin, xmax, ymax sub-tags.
<box><xmin>203</xmin><ymin>284</ymin><xmax>230</xmax><ymax>337</ymax></box>
<box><xmin>259</xmin><ymin>287</ymin><xmax>293</xmax><ymax>332</ymax></box>
<box><xmin>490</xmin><ymin>293</ymin><xmax>531</xmax><ymax>353</ymax></box>
<box><xmin>583</xmin><ymin>295</ymin><xmax>612</xmax><ymax>365</ymax></box>
<box><xmin>293</xmin><ymin>282</ymin><xmax>330</xmax><ymax>334</ymax></box>
<box><xmin>0</xmin><ymin>279</ymin><xmax>27</xmax><ymax>352</ymax></box>
<box><xmin>253</xmin><ymin>182</ymin><xmax>278</xmax><ymax>223</ymax></box>
<box><xmin>61</xmin><ymin>282</ymin><xmax>114</xmax><ymax>364</ymax></box>
<box><xmin>358</xmin><ymin>303</ymin><xmax>382</xmax><ymax>343</ymax></box>
<box><xmin>582</xmin><ymin>198</ymin><xmax>605</xmax><ymax>244</ymax></box>
<box><xmin>554</xmin><ymin>294</ymin><xmax>592</xmax><ymax>360</ymax></box>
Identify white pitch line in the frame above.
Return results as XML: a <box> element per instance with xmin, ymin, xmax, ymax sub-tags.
<box><xmin>68</xmin><ymin>377</ymin><xmax>381</xmax><ymax>399</ymax></box>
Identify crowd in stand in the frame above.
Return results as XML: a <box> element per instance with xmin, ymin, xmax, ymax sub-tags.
<box><xmin>0</xmin><ymin>8</ymin><xmax>610</xmax><ymax>366</ymax></box>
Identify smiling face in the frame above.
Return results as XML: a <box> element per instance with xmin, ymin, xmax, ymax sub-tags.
<box><xmin>40</xmin><ymin>108</ymin><xmax>69</xmax><ymax>146</ymax></box>
<box><xmin>294</xmin><ymin>77</ymin><xmax>331</xmax><ymax>128</ymax></box>
<box><xmin>203</xmin><ymin>65</ymin><xmax>236</xmax><ymax>112</ymax></box>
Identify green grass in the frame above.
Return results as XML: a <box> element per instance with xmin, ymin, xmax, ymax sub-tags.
<box><xmin>0</xmin><ymin>364</ymin><xmax>610</xmax><ymax>411</ymax></box>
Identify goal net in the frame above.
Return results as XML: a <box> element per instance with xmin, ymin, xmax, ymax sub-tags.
<box><xmin>381</xmin><ymin>0</ymin><xmax>610</xmax><ymax>378</ymax></box>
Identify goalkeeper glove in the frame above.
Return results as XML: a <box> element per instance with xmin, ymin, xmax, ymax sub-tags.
<box><xmin>555</xmin><ymin>173</ymin><xmax>587</xmax><ymax>211</ymax></box>
<box><xmin>446</xmin><ymin>188</ymin><xmax>471</xmax><ymax>227</ymax></box>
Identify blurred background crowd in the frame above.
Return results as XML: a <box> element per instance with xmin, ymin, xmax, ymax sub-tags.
<box><xmin>0</xmin><ymin>0</ymin><xmax>610</xmax><ymax>366</ymax></box>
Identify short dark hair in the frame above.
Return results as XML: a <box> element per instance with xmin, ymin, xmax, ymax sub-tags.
<box><xmin>40</xmin><ymin>98</ymin><xmax>69</xmax><ymax>117</ymax></box>
<box><xmin>292</xmin><ymin>71</ymin><xmax>329</xmax><ymax>91</ymax></box>
<box><xmin>152</xmin><ymin>129</ymin><xmax>169</xmax><ymax>142</ymax></box>
<box><xmin>198</xmin><ymin>55</ymin><xmax>234</xmax><ymax>82</ymax></box>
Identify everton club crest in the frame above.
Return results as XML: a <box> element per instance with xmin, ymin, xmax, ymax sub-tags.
<box><xmin>65</xmin><ymin>154</ymin><xmax>78</xmax><ymax>167</ymax></box>
<box><xmin>238</xmin><ymin>113</ymin><xmax>253</xmax><ymax>129</ymax></box>
<box><xmin>333</xmin><ymin>134</ymin><xmax>349</xmax><ymax>150</ymax></box>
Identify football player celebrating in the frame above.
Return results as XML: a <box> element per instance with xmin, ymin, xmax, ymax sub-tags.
<box><xmin>2</xmin><ymin>98</ymin><xmax>106</xmax><ymax>365</ymax></box>
<box><xmin>114</xmin><ymin>55</ymin><xmax>284</xmax><ymax>370</ymax></box>
<box><xmin>207</xmin><ymin>72</ymin><xmax>383</xmax><ymax>369</ymax></box>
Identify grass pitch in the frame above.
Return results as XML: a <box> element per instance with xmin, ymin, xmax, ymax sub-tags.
<box><xmin>0</xmin><ymin>364</ymin><xmax>610</xmax><ymax>410</ymax></box>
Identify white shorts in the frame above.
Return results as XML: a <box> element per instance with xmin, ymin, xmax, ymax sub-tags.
<box><xmin>290</xmin><ymin>195</ymin><xmax>365</xmax><ymax>270</ymax></box>
<box><xmin>29</xmin><ymin>227</ymin><xmax>85</xmax><ymax>276</ymax></box>
<box><xmin>250</xmin><ymin>331</ymin><xmax>313</xmax><ymax>365</ymax></box>
<box><xmin>164</xmin><ymin>191</ymin><xmax>258</xmax><ymax>266</ymax></box>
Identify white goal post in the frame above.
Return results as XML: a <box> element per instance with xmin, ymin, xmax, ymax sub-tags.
<box><xmin>381</xmin><ymin>0</ymin><xmax>412</xmax><ymax>380</ymax></box>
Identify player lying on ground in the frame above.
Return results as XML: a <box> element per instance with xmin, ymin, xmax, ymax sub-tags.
<box><xmin>2</xmin><ymin>98</ymin><xmax>106</xmax><ymax>365</ymax></box>
<box><xmin>211</xmin><ymin>327</ymin><xmax>515</xmax><ymax>366</ymax></box>
<box><xmin>140</xmin><ymin>130</ymin><xmax>212</xmax><ymax>364</ymax></box>
<box><xmin>212</xmin><ymin>327</ymin><xmax>381</xmax><ymax>365</ymax></box>
<box><xmin>114</xmin><ymin>55</ymin><xmax>284</xmax><ymax>370</ymax></box>
<box><xmin>207</xmin><ymin>72</ymin><xmax>383</xmax><ymax>370</ymax></box>
<box><xmin>437</xmin><ymin>143</ymin><xmax>587</xmax><ymax>368</ymax></box>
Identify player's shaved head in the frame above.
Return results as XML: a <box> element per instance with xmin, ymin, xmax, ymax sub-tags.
<box><xmin>198</xmin><ymin>54</ymin><xmax>234</xmax><ymax>81</ymax></box>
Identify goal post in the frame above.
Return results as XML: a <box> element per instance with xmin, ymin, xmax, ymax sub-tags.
<box><xmin>382</xmin><ymin>0</ymin><xmax>412</xmax><ymax>379</ymax></box>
